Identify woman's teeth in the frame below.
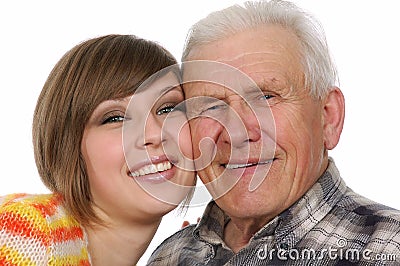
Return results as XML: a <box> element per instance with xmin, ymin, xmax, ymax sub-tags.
<box><xmin>129</xmin><ymin>161</ymin><xmax>172</xmax><ymax>177</ymax></box>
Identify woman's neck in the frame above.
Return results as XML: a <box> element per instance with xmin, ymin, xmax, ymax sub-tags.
<box><xmin>85</xmin><ymin>218</ymin><xmax>161</xmax><ymax>266</ymax></box>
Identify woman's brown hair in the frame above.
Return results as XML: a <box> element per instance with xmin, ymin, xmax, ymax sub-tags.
<box><xmin>32</xmin><ymin>34</ymin><xmax>180</xmax><ymax>226</ymax></box>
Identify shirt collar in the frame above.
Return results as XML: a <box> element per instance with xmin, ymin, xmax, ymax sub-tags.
<box><xmin>271</xmin><ymin>158</ymin><xmax>347</xmax><ymax>248</ymax></box>
<box><xmin>194</xmin><ymin>198</ymin><xmax>230</xmax><ymax>245</ymax></box>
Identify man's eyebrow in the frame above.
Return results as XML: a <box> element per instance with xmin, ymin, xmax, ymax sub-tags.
<box><xmin>185</xmin><ymin>96</ymin><xmax>224</xmax><ymax>116</ymax></box>
<box><xmin>250</xmin><ymin>78</ymin><xmax>288</xmax><ymax>93</ymax></box>
<box><xmin>186</xmin><ymin>96</ymin><xmax>222</xmax><ymax>107</ymax></box>
<box><xmin>255</xmin><ymin>78</ymin><xmax>280</xmax><ymax>88</ymax></box>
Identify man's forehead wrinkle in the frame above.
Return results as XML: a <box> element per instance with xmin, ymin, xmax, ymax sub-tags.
<box><xmin>216</xmin><ymin>54</ymin><xmax>292</xmax><ymax>89</ymax></box>
<box><xmin>182</xmin><ymin>61</ymin><xmax>246</xmax><ymax>87</ymax></box>
<box><xmin>184</xmin><ymin>81</ymin><xmax>227</xmax><ymax>99</ymax></box>
<box><xmin>219</xmin><ymin>51</ymin><xmax>281</xmax><ymax>68</ymax></box>
<box><xmin>259</xmin><ymin>76</ymin><xmax>282</xmax><ymax>87</ymax></box>
<box><xmin>260</xmin><ymin>77</ymin><xmax>294</xmax><ymax>94</ymax></box>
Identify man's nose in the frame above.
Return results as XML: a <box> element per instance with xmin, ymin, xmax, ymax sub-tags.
<box><xmin>220</xmin><ymin>100</ymin><xmax>261</xmax><ymax>147</ymax></box>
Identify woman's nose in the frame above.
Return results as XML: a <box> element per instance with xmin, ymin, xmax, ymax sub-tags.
<box><xmin>142</xmin><ymin>114</ymin><xmax>164</xmax><ymax>148</ymax></box>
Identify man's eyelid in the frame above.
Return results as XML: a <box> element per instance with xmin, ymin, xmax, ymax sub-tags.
<box><xmin>255</xmin><ymin>87</ymin><xmax>279</xmax><ymax>99</ymax></box>
<box><xmin>207</xmin><ymin>102</ymin><xmax>226</xmax><ymax>109</ymax></box>
<box><xmin>201</xmin><ymin>99</ymin><xmax>228</xmax><ymax>114</ymax></box>
<box><xmin>263</xmin><ymin>93</ymin><xmax>276</xmax><ymax>99</ymax></box>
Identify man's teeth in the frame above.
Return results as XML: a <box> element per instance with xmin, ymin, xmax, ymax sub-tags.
<box><xmin>130</xmin><ymin>162</ymin><xmax>172</xmax><ymax>177</ymax></box>
<box><xmin>226</xmin><ymin>163</ymin><xmax>255</xmax><ymax>169</ymax></box>
<box><xmin>225</xmin><ymin>160</ymin><xmax>273</xmax><ymax>169</ymax></box>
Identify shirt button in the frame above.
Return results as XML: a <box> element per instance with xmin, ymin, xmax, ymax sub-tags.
<box><xmin>279</xmin><ymin>243</ymin><xmax>289</xmax><ymax>250</ymax></box>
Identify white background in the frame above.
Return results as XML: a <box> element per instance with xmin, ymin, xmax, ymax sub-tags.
<box><xmin>0</xmin><ymin>1</ymin><xmax>399</xmax><ymax>265</ymax></box>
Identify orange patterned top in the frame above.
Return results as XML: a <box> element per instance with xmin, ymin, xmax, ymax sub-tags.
<box><xmin>0</xmin><ymin>193</ymin><xmax>91</xmax><ymax>265</ymax></box>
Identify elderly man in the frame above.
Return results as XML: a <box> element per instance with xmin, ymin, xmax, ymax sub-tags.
<box><xmin>148</xmin><ymin>1</ymin><xmax>400</xmax><ymax>265</ymax></box>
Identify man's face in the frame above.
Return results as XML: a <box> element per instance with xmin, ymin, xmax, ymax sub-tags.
<box><xmin>183</xmin><ymin>25</ymin><xmax>331</xmax><ymax>221</ymax></box>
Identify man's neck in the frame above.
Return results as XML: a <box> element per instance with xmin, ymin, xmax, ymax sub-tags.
<box><xmin>223</xmin><ymin>216</ymin><xmax>273</xmax><ymax>253</ymax></box>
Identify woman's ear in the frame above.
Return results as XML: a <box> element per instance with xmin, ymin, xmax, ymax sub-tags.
<box><xmin>322</xmin><ymin>87</ymin><xmax>345</xmax><ymax>150</ymax></box>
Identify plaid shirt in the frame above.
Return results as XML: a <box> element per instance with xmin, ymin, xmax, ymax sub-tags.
<box><xmin>148</xmin><ymin>160</ymin><xmax>400</xmax><ymax>265</ymax></box>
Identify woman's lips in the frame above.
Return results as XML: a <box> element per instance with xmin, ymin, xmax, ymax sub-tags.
<box><xmin>129</xmin><ymin>162</ymin><xmax>177</xmax><ymax>184</ymax></box>
<box><xmin>129</xmin><ymin>161</ymin><xmax>172</xmax><ymax>177</ymax></box>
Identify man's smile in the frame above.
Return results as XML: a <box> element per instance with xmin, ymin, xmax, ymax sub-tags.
<box><xmin>224</xmin><ymin>159</ymin><xmax>274</xmax><ymax>169</ymax></box>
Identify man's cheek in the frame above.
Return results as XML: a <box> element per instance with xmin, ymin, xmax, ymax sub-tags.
<box><xmin>190</xmin><ymin>118</ymin><xmax>221</xmax><ymax>170</ymax></box>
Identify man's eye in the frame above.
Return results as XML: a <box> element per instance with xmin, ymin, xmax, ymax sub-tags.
<box><xmin>206</xmin><ymin>105</ymin><xmax>223</xmax><ymax>111</ymax></box>
<box><xmin>204</xmin><ymin>103</ymin><xmax>228</xmax><ymax>113</ymax></box>
<box><xmin>262</xmin><ymin>94</ymin><xmax>274</xmax><ymax>100</ymax></box>
<box><xmin>196</xmin><ymin>103</ymin><xmax>227</xmax><ymax>117</ymax></box>
<box><xmin>102</xmin><ymin>115</ymin><xmax>125</xmax><ymax>124</ymax></box>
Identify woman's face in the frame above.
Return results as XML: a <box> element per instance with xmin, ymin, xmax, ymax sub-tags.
<box><xmin>81</xmin><ymin>72</ymin><xmax>195</xmax><ymax>224</ymax></box>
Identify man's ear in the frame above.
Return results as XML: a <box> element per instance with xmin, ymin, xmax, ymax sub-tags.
<box><xmin>322</xmin><ymin>87</ymin><xmax>345</xmax><ymax>150</ymax></box>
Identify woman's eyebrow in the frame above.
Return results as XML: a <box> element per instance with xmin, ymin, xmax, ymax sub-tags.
<box><xmin>159</xmin><ymin>85</ymin><xmax>182</xmax><ymax>96</ymax></box>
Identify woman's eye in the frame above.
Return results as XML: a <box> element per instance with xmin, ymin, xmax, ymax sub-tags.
<box><xmin>156</xmin><ymin>103</ymin><xmax>186</xmax><ymax>115</ymax></box>
<box><xmin>157</xmin><ymin>105</ymin><xmax>175</xmax><ymax>115</ymax></box>
<box><xmin>102</xmin><ymin>115</ymin><xmax>125</xmax><ymax>124</ymax></box>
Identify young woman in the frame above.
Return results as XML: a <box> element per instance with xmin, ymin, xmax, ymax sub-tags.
<box><xmin>0</xmin><ymin>34</ymin><xmax>195</xmax><ymax>265</ymax></box>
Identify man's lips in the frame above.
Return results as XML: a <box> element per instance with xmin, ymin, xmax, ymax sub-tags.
<box><xmin>223</xmin><ymin>159</ymin><xmax>274</xmax><ymax>169</ymax></box>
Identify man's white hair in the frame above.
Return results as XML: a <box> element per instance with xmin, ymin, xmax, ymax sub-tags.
<box><xmin>182</xmin><ymin>0</ymin><xmax>338</xmax><ymax>98</ymax></box>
